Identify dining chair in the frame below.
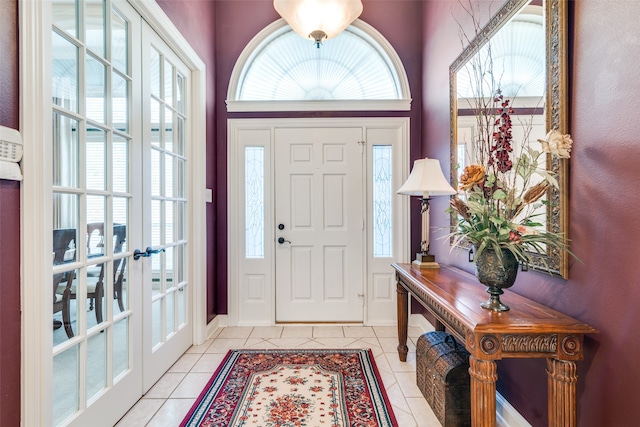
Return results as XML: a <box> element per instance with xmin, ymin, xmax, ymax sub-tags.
<box><xmin>56</xmin><ymin>223</ymin><xmax>127</xmax><ymax>329</ymax></box>
<box><xmin>52</xmin><ymin>228</ymin><xmax>77</xmax><ymax>338</ymax></box>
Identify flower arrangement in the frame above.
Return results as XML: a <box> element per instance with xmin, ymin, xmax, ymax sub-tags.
<box><xmin>448</xmin><ymin>91</ymin><xmax>574</xmax><ymax>268</ymax></box>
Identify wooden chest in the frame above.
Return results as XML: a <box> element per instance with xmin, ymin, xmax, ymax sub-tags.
<box><xmin>416</xmin><ymin>331</ymin><xmax>471</xmax><ymax>427</ymax></box>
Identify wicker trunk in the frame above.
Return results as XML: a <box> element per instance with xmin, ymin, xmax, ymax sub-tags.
<box><xmin>416</xmin><ymin>331</ymin><xmax>471</xmax><ymax>427</ymax></box>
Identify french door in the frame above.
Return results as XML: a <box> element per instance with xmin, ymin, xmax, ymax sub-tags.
<box><xmin>140</xmin><ymin>21</ymin><xmax>192</xmax><ymax>392</ymax></box>
<box><xmin>46</xmin><ymin>1</ymin><xmax>191</xmax><ymax>425</ymax></box>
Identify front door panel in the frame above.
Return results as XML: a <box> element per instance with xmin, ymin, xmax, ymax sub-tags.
<box><xmin>275</xmin><ymin>127</ymin><xmax>364</xmax><ymax>322</ymax></box>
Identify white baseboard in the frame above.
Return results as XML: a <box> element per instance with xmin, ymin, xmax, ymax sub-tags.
<box><xmin>205</xmin><ymin>314</ymin><xmax>228</xmax><ymax>339</ymax></box>
<box><xmin>410</xmin><ymin>314</ymin><xmax>531</xmax><ymax>427</ymax></box>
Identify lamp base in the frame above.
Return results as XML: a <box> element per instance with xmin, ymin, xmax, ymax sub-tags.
<box><xmin>412</xmin><ymin>253</ymin><xmax>440</xmax><ymax>269</ymax></box>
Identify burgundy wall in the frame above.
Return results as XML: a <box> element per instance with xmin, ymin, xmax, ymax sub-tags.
<box><xmin>0</xmin><ymin>0</ymin><xmax>21</xmax><ymax>425</ymax></box>
<box><xmin>211</xmin><ymin>0</ymin><xmax>425</xmax><ymax>314</ymax></box>
<box><xmin>423</xmin><ymin>1</ymin><xmax>640</xmax><ymax>425</ymax></box>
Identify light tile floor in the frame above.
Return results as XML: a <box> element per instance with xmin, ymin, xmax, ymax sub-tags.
<box><xmin>116</xmin><ymin>324</ymin><xmax>442</xmax><ymax>427</ymax></box>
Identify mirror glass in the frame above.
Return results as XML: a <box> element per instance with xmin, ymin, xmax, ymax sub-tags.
<box><xmin>450</xmin><ymin>0</ymin><xmax>569</xmax><ymax>277</ymax></box>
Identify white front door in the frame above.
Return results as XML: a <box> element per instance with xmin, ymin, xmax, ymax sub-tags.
<box><xmin>274</xmin><ymin>127</ymin><xmax>365</xmax><ymax>322</ymax></box>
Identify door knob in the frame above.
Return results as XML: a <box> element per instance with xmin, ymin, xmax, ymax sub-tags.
<box><xmin>133</xmin><ymin>246</ymin><xmax>166</xmax><ymax>260</ymax></box>
<box><xmin>277</xmin><ymin>237</ymin><xmax>291</xmax><ymax>244</ymax></box>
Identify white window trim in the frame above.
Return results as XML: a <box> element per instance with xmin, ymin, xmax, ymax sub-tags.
<box><xmin>226</xmin><ymin>19</ymin><xmax>412</xmax><ymax>112</ymax></box>
<box><xmin>19</xmin><ymin>1</ymin><xmax>207</xmax><ymax>424</ymax></box>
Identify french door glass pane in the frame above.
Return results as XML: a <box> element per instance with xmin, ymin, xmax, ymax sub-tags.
<box><xmin>86</xmin><ymin>331</ymin><xmax>107</xmax><ymax>400</ymax></box>
<box><xmin>52</xmin><ymin>267</ymin><xmax>78</xmax><ymax>347</ymax></box>
<box><xmin>164</xmin><ymin>58</ymin><xmax>173</xmax><ymax>106</ymax></box>
<box><xmin>113</xmin><ymin>318</ymin><xmax>129</xmax><ymax>379</ymax></box>
<box><xmin>165</xmin><ymin>154</ymin><xmax>174</xmax><ymax>197</ymax></box>
<box><xmin>150</xmin><ymin>99</ymin><xmax>161</xmax><ymax>146</ymax></box>
<box><xmin>53</xmin><ymin>193</ymin><xmax>79</xmax><ymax>230</ymax></box>
<box><xmin>176</xmin><ymin>158</ymin><xmax>185</xmax><ymax>198</ymax></box>
<box><xmin>86</xmin><ymin>126</ymin><xmax>106</xmax><ymax>190</ymax></box>
<box><xmin>86</xmin><ymin>195</ymin><xmax>106</xmax><ymax>225</ymax></box>
<box><xmin>85</xmin><ymin>0</ymin><xmax>105</xmax><ymax>57</ymax></box>
<box><xmin>112</xmin><ymin>72</ymin><xmax>129</xmax><ymax>132</ymax></box>
<box><xmin>177</xmin><ymin>286</ymin><xmax>186</xmax><ymax>326</ymax></box>
<box><xmin>165</xmin><ymin>291</ymin><xmax>175</xmax><ymax>335</ymax></box>
<box><xmin>177</xmin><ymin>201</ymin><xmax>185</xmax><ymax>240</ymax></box>
<box><xmin>113</xmin><ymin>136</ymin><xmax>129</xmax><ymax>192</ymax></box>
<box><xmin>86</xmin><ymin>54</ymin><xmax>106</xmax><ymax>123</ymax></box>
<box><xmin>176</xmin><ymin>73</ymin><xmax>184</xmax><ymax>113</ymax></box>
<box><xmin>53</xmin><ymin>345</ymin><xmax>80</xmax><ymax>425</ymax></box>
<box><xmin>85</xmin><ymin>262</ymin><xmax>106</xmax><ymax>330</ymax></box>
<box><xmin>113</xmin><ymin>197</ymin><xmax>129</xmax><ymax>233</ymax></box>
<box><xmin>175</xmin><ymin>244</ymin><xmax>184</xmax><ymax>283</ymax></box>
<box><xmin>151</xmin><ymin>149</ymin><xmax>161</xmax><ymax>196</ymax></box>
<box><xmin>150</xmin><ymin>47</ymin><xmax>161</xmax><ymax>98</ymax></box>
<box><xmin>114</xmin><ymin>255</ymin><xmax>129</xmax><ymax>311</ymax></box>
<box><xmin>52</xmin><ymin>0</ymin><xmax>77</xmax><ymax>38</ymax></box>
<box><xmin>111</xmin><ymin>8</ymin><xmax>128</xmax><ymax>72</ymax></box>
<box><xmin>52</xmin><ymin>31</ymin><xmax>78</xmax><ymax>112</ymax></box>
<box><xmin>176</xmin><ymin>116</ymin><xmax>185</xmax><ymax>156</ymax></box>
<box><xmin>152</xmin><ymin>299</ymin><xmax>162</xmax><ymax>347</ymax></box>
<box><xmin>164</xmin><ymin>107</ymin><xmax>173</xmax><ymax>151</ymax></box>
<box><xmin>152</xmin><ymin>199</ymin><xmax>161</xmax><ymax>247</ymax></box>
<box><xmin>53</xmin><ymin>113</ymin><xmax>79</xmax><ymax>188</ymax></box>
<box><xmin>165</xmin><ymin>246</ymin><xmax>174</xmax><ymax>286</ymax></box>
<box><xmin>165</xmin><ymin>202</ymin><xmax>174</xmax><ymax>244</ymax></box>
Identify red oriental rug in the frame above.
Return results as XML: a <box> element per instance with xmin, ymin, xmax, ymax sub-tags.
<box><xmin>180</xmin><ymin>348</ymin><xmax>398</xmax><ymax>427</ymax></box>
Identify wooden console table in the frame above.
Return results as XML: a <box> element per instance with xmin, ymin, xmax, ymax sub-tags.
<box><xmin>393</xmin><ymin>263</ymin><xmax>597</xmax><ymax>427</ymax></box>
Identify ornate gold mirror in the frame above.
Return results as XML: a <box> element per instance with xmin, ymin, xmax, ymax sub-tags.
<box><xmin>450</xmin><ymin>0</ymin><xmax>569</xmax><ymax>277</ymax></box>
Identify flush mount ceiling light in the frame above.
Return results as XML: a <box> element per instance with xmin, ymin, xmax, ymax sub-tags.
<box><xmin>274</xmin><ymin>0</ymin><xmax>363</xmax><ymax>48</ymax></box>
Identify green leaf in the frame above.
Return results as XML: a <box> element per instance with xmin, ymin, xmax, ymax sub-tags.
<box><xmin>493</xmin><ymin>189</ymin><xmax>507</xmax><ymax>200</ymax></box>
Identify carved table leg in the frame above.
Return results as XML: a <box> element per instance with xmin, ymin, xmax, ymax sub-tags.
<box><xmin>469</xmin><ymin>356</ymin><xmax>498</xmax><ymax>427</ymax></box>
<box><xmin>396</xmin><ymin>282</ymin><xmax>408</xmax><ymax>362</ymax></box>
<box><xmin>547</xmin><ymin>358</ymin><xmax>578</xmax><ymax>427</ymax></box>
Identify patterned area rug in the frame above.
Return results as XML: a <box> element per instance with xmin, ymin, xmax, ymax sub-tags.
<box><xmin>180</xmin><ymin>348</ymin><xmax>398</xmax><ymax>427</ymax></box>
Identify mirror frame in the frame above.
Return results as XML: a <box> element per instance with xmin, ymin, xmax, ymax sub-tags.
<box><xmin>449</xmin><ymin>0</ymin><xmax>569</xmax><ymax>278</ymax></box>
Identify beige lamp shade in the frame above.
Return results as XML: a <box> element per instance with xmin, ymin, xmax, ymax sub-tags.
<box><xmin>274</xmin><ymin>0</ymin><xmax>363</xmax><ymax>44</ymax></box>
<box><xmin>397</xmin><ymin>158</ymin><xmax>456</xmax><ymax>198</ymax></box>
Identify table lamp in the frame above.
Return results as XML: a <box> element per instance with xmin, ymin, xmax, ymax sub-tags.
<box><xmin>397</xmin><ymin>158</ymin><xmax>456</xmax><ymax>268</ymax></box>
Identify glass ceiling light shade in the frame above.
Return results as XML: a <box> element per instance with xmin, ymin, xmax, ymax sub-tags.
<box><xmin>397</xmin><ymin>158</ymin><xmax>456</xmax><ymax>269</ymax></box>
<box><xmin>274</xmin><ymin>0</ymin><xmax>363</xmax><ymax>47</ymax></box>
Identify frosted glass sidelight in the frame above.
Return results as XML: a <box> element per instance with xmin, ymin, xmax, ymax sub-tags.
<box><xmin>245</xmin><ymin>147</ymin><xmax>265</xmax><ymax>258</ymax></box>
<box><xmin>373</xmin><ymin>146</ymin><xmax>392</xmax><ymax>257</ymax></box>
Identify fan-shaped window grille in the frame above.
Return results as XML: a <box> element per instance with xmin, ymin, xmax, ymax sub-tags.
<box><xmin>457</xmin><ymin>6</ymin><xmax>544</xmax><ymax>99</ymax></box>
<box><xmin>227</xmin><ymin>19</ymin><xmax>411</xmax><ymax>112</ymax></box>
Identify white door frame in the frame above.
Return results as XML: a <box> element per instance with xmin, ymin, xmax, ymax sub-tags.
<box><xmin>19</xmin><ymin>1</ymin><xmax>207</xmax><ymax>424</ymax></box>
<box><xmin>227</xmin><ymin>117</ymin><xmax>410</xmax><ymax>327</ymax></box>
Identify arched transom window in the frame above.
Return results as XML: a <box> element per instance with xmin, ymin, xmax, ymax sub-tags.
<box><xmin>227</xmin><ymin>19</ymin><xmax>411</xmax><ymax>112</ymax></box>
